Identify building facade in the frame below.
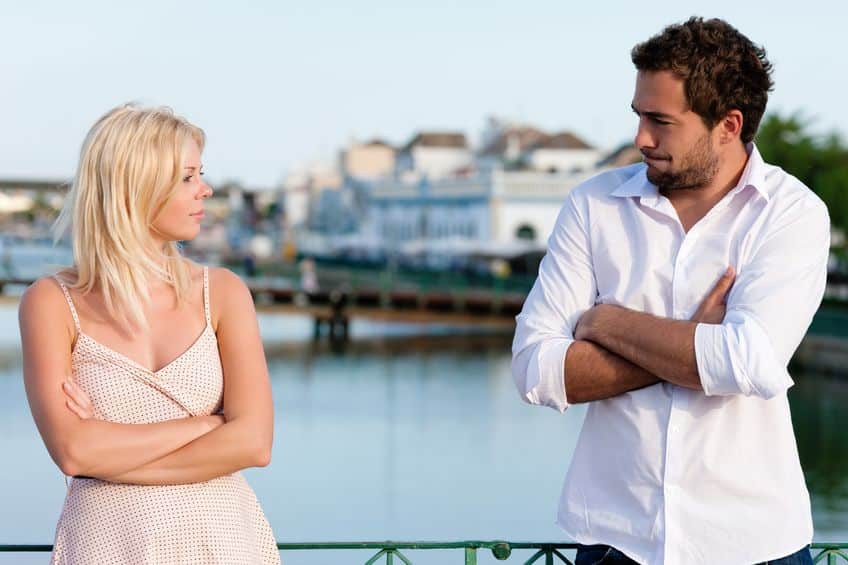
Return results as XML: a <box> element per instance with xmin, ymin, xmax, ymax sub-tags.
<box><xmin>366</xmin><ymin>168</ymin><xmax>598</xmax><ymax>249</ymax></box>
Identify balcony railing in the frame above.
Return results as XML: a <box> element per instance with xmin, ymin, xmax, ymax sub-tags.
<box><xmin>2</xmin><ymin>541</ymin><xmax>847</xmax><ymax>563</ymax></box>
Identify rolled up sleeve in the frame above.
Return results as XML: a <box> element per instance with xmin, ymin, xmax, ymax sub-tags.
<box><xmin>511</xmin><ymin>191</ymin><xmax>597</xmax><ymax>412</ymax></box>
<box><xmin>696</xmin><ymin>196</ymin><xmax>831</xmax><ymax>399</ymax></box>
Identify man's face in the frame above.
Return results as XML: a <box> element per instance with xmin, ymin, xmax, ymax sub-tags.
<box><xmin>631</xmin><ymin>70</ymin><xmax>720</xmax><ymax>192</ymax></box>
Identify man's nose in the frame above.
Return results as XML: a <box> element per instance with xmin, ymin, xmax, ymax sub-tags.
<box><xmin>634</xmin><ymin>119</ymin><xmax>655</xmax><ymax>149</ymax></box>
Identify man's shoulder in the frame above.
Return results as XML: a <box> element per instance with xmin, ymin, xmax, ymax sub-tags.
<box><xmin>569</xmin><ymin>163</ymin><xmax>646</xmax><ymax>202</ymax></box>
<box><xmin>760</xmin><ymin>161</ymin><xmax>829</xmax><ymax>220</ymax></box>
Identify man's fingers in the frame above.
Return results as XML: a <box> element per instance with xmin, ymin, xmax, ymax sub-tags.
<box><xmin>707</xmin><ymin>266</ymin><xmax>736</xmax><ymax>303</ymax></box>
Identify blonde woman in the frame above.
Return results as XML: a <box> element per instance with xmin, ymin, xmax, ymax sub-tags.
<box><xmin>18</xmin><ymin>105</ymin><xmax>281</xmax><ymax>564</ymax></box>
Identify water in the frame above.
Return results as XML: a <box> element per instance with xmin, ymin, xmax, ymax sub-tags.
<box><xmin>0</xmin><ymin>307</ymin><xmax>846</xmax><ymax>564</ymax></box>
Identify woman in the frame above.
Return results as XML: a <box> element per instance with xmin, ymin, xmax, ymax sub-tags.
<box><xmin>18</xmin><ymin>105</ymin><xmax>281</xmax><ymax>564</ymax></box>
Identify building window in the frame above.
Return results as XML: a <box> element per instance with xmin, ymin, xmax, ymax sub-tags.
<box><xmin>516</xmin><ymin>224</ymin><xmax>536</xmax><ymax>242</ymax></box>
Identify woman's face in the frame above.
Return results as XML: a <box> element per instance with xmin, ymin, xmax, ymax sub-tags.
<box><xmin>151</xmin><ymin>138</ymin><xmax>211</xmax><ymax>245</ymax></box>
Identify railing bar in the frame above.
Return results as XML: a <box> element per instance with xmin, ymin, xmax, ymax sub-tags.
<box><xmin>0</xmin><ymin>545</ymin><xmax>54</xmax><ymax>552</ymax></box>
<box><xmin>395</xmin><ymin>548</ymin><xmax>414</xmax><ymax>565</ymax></box>
<box><xmin>364</xmin><ymin>548</ymin><xmax>388</xmax><ymax>565</ymax></box>
<box><xmin>523</xmin><ymin>549</ymin><xmax>546</xmax><ymax>565</ymax></box>
<box><xmin>551</xmin><ymin>548</ymin><xmax>574</xmax><ymax>565</ymax></box>
<box><xmin>276</xmin><ymin>541</ymin><xmax>581</xmax><ymax>550</ymax></box>
<box><xmin>813</xmin><ymin>548</ymin><xmax>848</xmax><ymax>564</ymax></box>
<box><xmin>2</xmin><ymin>541</ymin><xmax>847</xmax><ymax>558</ymax></box>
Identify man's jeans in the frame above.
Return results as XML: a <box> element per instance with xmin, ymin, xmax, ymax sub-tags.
<box><xmin>574</xmin><ymin>543</ymin><xmax>814</xmax><ymax>565</ymax></box>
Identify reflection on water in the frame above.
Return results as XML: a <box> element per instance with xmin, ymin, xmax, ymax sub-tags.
<box><xmin>1</xmin><ymin>325</ymin><xmax>846</xmax><ymax>564</ymax></box>
<box><xmin>790</xmin><ymin>374</ymin><xmax>848</xmax><ymax>536</ymax></box>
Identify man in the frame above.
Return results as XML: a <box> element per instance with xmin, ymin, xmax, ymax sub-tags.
<box><xmin>511</xmin><ymin>17</ymin><xmax>830</xmax><ymax>565</ymax></box>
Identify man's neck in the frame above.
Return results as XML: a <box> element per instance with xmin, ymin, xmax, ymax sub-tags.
<box><xmin>666</xmin><ymin>142</ymin><xmax>749</xmax><ymax>232</ymax></box>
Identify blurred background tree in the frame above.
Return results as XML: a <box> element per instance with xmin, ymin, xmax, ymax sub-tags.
<box><xmin>757</xmin><ymin>112</ymin><xmax>848</xmax><ymax>234</ymax></box>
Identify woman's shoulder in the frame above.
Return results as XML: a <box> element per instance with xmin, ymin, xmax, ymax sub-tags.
<box><xmin>181</xmin><ymin>260</ymin><xmax>243</xmax><ymax>288</ymax></box>
<box><xmin>19</xmin><ymin>275</ymin><xmax>75</xmax><ymax>326</ymax></box>
<box><xmin>206</xmin><ymin>265</ymin><xmax>249</xmax><ymax>293</ymax></box>
<box><xmin>203</xmin><ymin>266</ymin><xmax>254</xmax><ymax>326</ymax></box>
<box><xmin>22</xmin><ymin>275</ymin><xmax>67</xmax><ymax>303</ymax></box>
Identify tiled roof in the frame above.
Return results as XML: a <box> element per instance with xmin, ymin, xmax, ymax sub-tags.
<box><xmin>530</xmin><ymin>132</ymin><xmax>593</xmax><ymax>150</ymax></box>
<box><xmin>403</xmin><ymin>132</ymin><xmax>468</xmax><ymax>151</ymax></box>
<box><xmin>480</xmin><ymin>127</ymin><xmax>548</xmax><ymax>156</ymax></box>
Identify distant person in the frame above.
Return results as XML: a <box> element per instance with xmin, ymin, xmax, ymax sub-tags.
<box><xmin>18</xmin><ymin>105</ymin><xmax>280</xmax><ymax>564</ymax></box>
<box><xmin>512</xmin><ymin>18</ymin><xmax>829</xmax><ymax>564</ymax></box>
<box><xmin>299</xmin><ymin>257</ymin><xmax>319</xmax><ymax>294</ymax></box>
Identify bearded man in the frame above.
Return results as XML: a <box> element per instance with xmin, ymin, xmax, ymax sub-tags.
<box><xmin>512</xmin><ymin>17</ymin><xmax>830</xmax><ymax>565</ymax></box>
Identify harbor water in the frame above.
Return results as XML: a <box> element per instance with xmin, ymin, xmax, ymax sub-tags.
<box><xmin>0</xmin><ymin>306</ymin><xmax>845</xmax><ymax>563</ymax></box>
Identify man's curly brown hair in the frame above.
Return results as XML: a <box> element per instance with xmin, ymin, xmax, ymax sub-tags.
<box><xmin>631</xmin><ymin>17</ymin><xmax>774</xmax><ymax>144</ymax></box>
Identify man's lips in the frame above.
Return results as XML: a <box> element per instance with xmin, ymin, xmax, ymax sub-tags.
<box><xmin>642</xmin><ymin>154</ymin><xmax>670</xmax><ymax>166</ymax></box>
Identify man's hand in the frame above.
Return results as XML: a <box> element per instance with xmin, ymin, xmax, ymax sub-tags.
<box><xmin>569</xmin><ymin>266</ymin><xmax>735</xmax><ymax>392</ymax></box>
<box><xmin>690</xmin><ymin>266</ymin><xmax>735</xmax><ymax>324</ymax></box>
<box><xmin>574</xmin><ymin>303</ymin><xmax>612</xmax><ymax>342</ymax></box>
<box><xmin>575</xmin><ymin>265</ymin><xmax>735</xmax><ymax>341</ymax></box>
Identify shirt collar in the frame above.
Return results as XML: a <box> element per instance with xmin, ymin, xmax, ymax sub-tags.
<box><xmin>610</xmin><ymin>166</ymin><xmax>654</xmax><ymax>198</ymax></box>
<box><xmin>610</xmin><ymin>142</ymin><xmax>771</xmax><ymax>202</ymax></box>
<box><xmin>735</xmin><ymin>143</ymin><xmax>770</xmax><ymax>202</ymax></box>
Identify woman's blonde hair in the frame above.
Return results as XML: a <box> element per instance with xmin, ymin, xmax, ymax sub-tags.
<box><xmin>54</xmin><ymin>104</ymin><xmax>206</xmax><ymax>330</ymax></box>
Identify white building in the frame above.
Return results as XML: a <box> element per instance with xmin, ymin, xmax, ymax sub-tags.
<box><xmin>282</xmin><ymin>161</ymin><xmax>344</xmax><ymax>229</ymax></box>
<box><xmin>478</xmin><ymin>119</ymin><xmax>602</xmax><ymax>174</ymax></box>
<box><xmin>523</xmin><ymin>132</ymin><xmax>602</xmax><ymax>173</ymax></box>
<box><xmin>365</xmin><ymin>168</ymin><xmax>600</xmax><ymax>250</ymax></box>
<box><xmin>341</xmin><ymin>139</ymin><xmax>396</xmax><ymax>182</ymax></box>
<box><xmin>396</xmin><ymin>132</ymin><xmax>474</xmax><ymax>181</ymax></box>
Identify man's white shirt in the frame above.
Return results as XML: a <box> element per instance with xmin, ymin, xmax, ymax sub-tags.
<box><xmin>511</xmin><ymin>144</ymin><xmax>830</xmax><ymax>564</ymax></box>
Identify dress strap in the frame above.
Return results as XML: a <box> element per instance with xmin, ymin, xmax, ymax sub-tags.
<box><xmin>202</xmin><ymin>266</ymin><xmax>211</xmax><ymax>326</ymax></box>
<box><xmin>53</xmin><ymin>276</ymin><xmax>81</xmax><ymax>333</ymax></box>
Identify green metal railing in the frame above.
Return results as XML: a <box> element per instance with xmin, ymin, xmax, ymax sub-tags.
<box><xmin>2</xmin><ymin>541</ymin><xmax>847</xmax><ymax>563</ymax></box>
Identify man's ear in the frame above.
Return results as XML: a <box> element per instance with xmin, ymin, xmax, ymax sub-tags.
<box><xmin>718</xmin><ymin>110</ymin><xmax>744</xmax><ymax>144</ymax></box>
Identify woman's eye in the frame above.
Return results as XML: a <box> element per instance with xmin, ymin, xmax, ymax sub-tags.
<box><xmin>183</xmin><ymin>175</ymin><xmax>193</xmax><ymax>182</ymax></box>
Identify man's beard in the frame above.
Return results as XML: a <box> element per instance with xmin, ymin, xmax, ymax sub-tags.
<box><xmin>644</xmin><ymin>133</ymin><xmax>719</xmax><ymax>192</ymax></box>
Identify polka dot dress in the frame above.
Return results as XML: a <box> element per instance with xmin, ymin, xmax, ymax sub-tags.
<box><xmin>50</xmin><ymin>268</ymin><xmax>281</xmax><ymax>564</ymax></box>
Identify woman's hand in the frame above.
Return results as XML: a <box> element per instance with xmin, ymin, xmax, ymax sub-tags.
<box><xmin>62</xmin><ymin>379</ymin><xmax>225</xmax><ymax>434</ymax></box>
<box><xmin>205</xmin><ymin>414</ymin><xmax>226</xmax><ymax>432</ymax></box>
<box><xmin>62</xmin><ymin>379</ymin><xmax>94</xmax><ymax>419</ymax></box>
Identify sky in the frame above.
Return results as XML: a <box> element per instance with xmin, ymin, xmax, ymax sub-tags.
<box><xmin>1</xmin><ymin>0</ymin><xmax>845</xmax><ymax>187</ymax></box>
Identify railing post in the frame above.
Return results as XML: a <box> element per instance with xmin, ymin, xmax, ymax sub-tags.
<box><xmin>464</xmin><ymin>546</ymin><xmax>477</xmax><ymax>565</ymax></box>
